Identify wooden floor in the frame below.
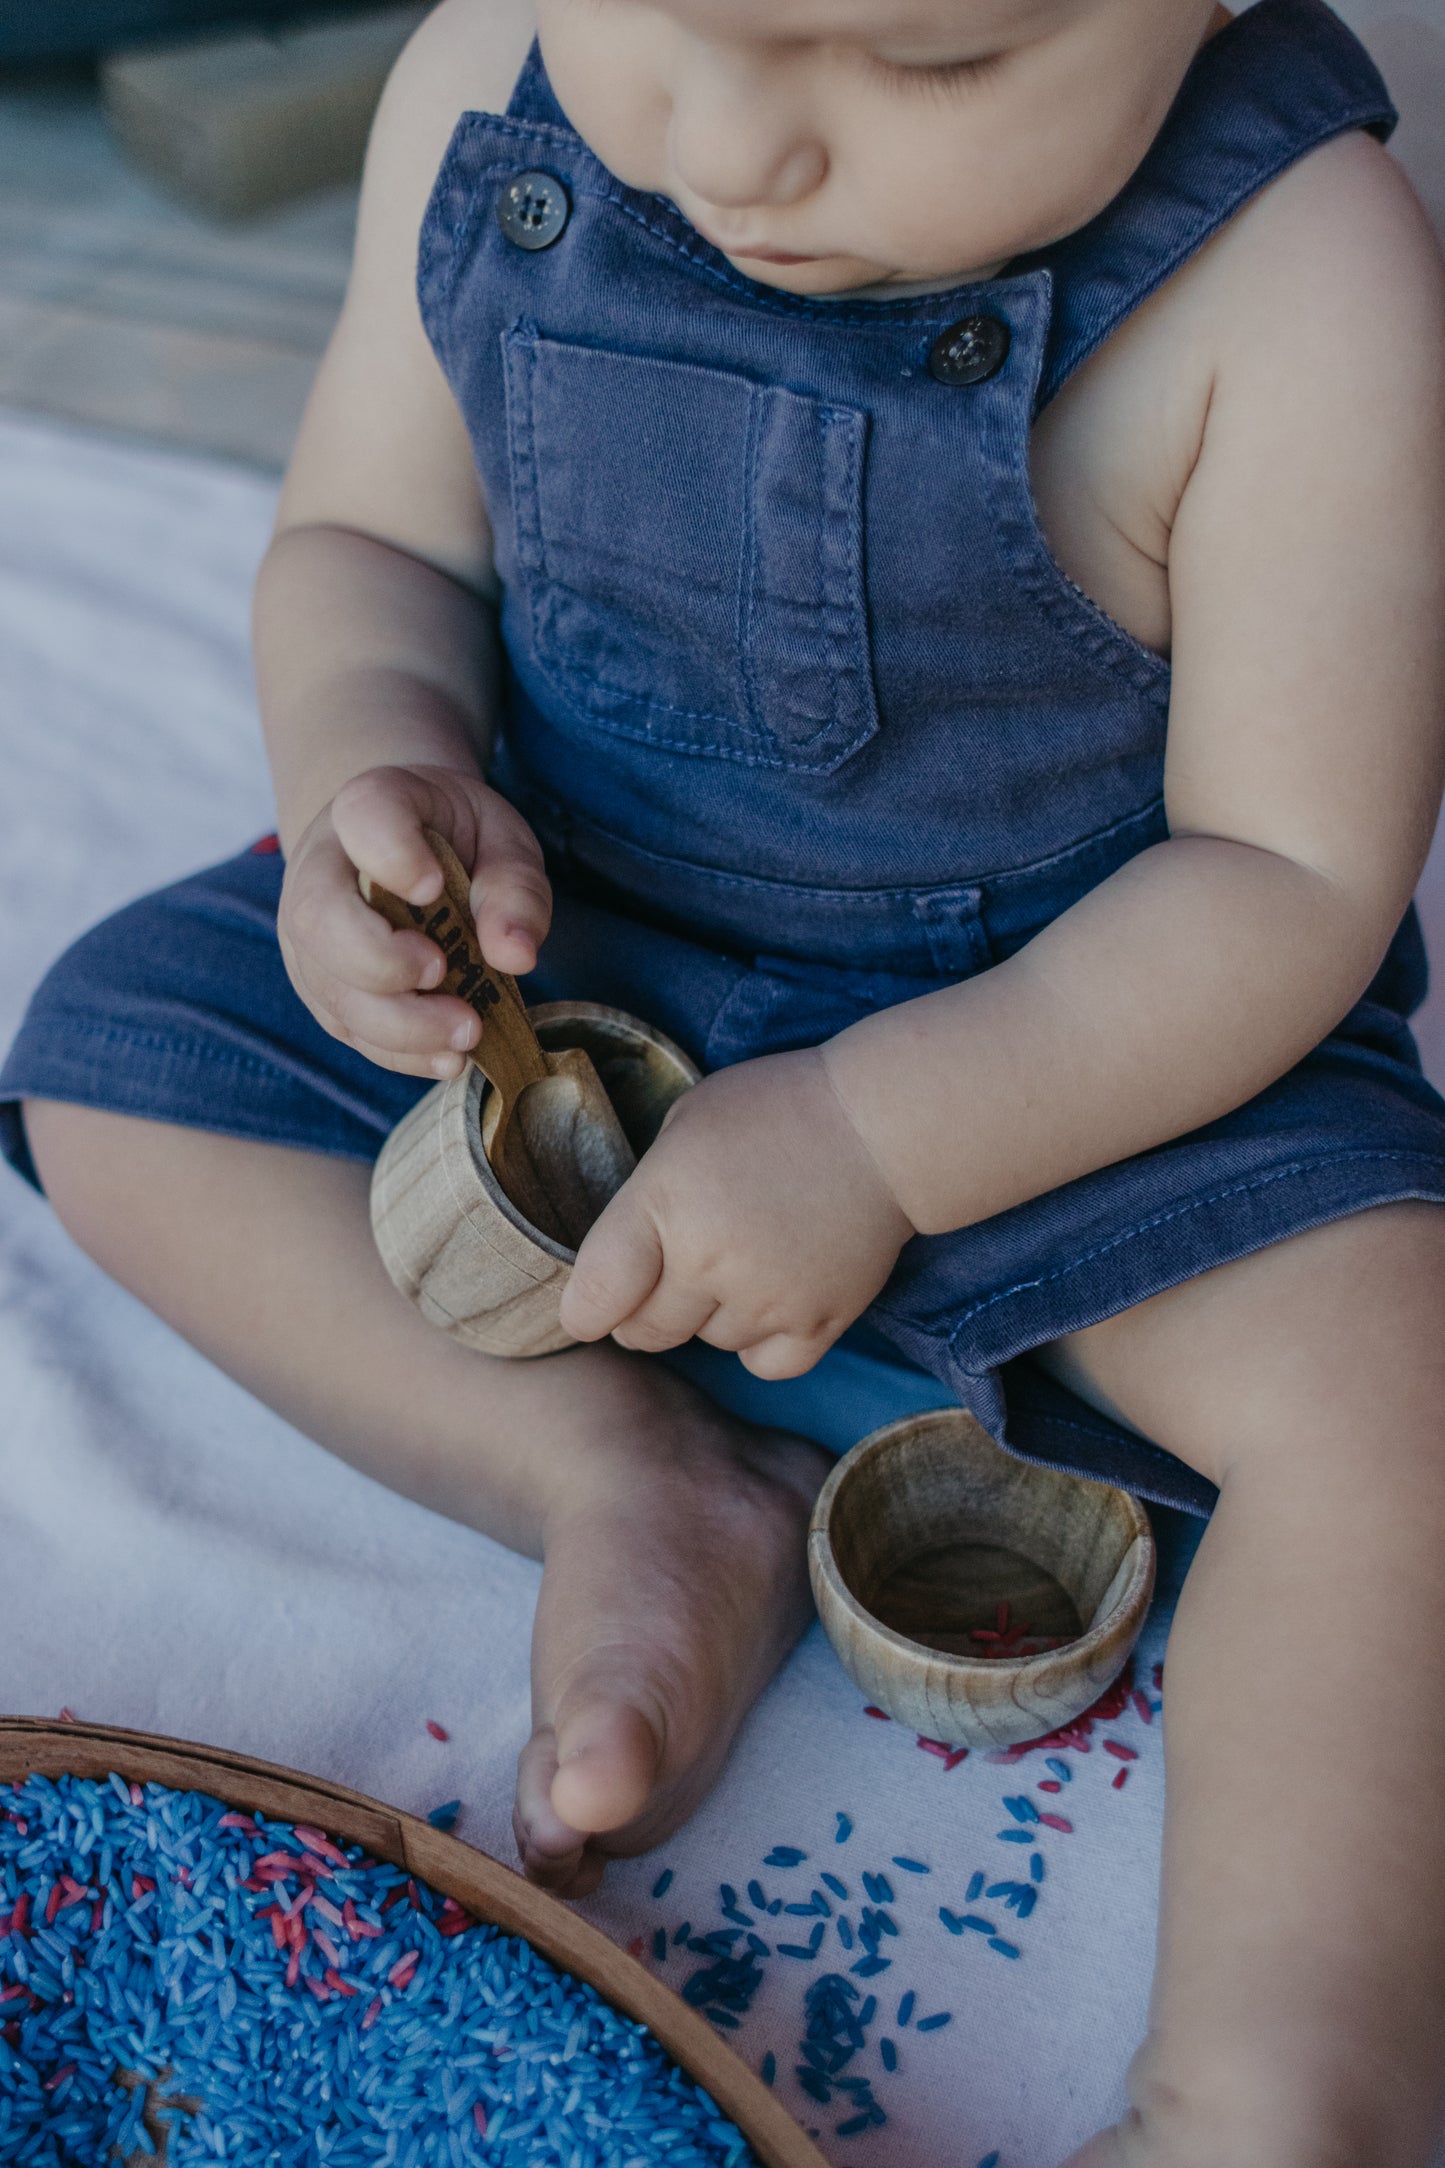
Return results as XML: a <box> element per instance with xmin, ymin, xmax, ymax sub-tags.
<box><xmin>0</xmin><ymin>65</ymin><xmax>357</xmax><ymax>471</ymax></box>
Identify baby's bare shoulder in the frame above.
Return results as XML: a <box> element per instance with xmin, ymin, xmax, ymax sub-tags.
<box><xmin>1156</xmin><ymin>128</ymin><xmax>1445</xmax><ymax>900</ymax></box>
<box><xmin>276</xmin><ymin>0</ymin><xmax>536</xmax><ymax>582</ymax></box>
<box><xmin>360</xmin><ymin>0</ymin><xmax>535</xmax><ymax>220</ymax></box>
<box><xmin>1195</xmin><ymin>129</ymin><xmax>1445</xmax><ymax>408</ymax></box>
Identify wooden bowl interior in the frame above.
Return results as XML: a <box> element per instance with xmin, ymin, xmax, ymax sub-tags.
<box><xmin>826</xmin><ymin>1414</ymin><xmax>1140</xmax><ymax>1657</ymax></box>
<box><xmin>0</xmin><ymin>1718</ymin><xmax>823</xmax><ymax>2168</ymax></box>
<box><xmin>528</xmin><ymin>1003</ymin><xmax>698</xmax><ymax>1159</ymax></box>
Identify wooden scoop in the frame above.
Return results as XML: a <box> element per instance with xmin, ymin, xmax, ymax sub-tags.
<box><xmin>360</xmin><ymin>830</ymin><xmax>635</xmax><ymax>1250</ymax></box>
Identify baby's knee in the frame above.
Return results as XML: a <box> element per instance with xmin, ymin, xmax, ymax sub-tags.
<box><xmin>1121</xmin><ymin>2035</ymin><xmax>1423</xmax><ymax>2168</ymax></box>
<box><xmin>1047</xmin><ymin>1201</ymin><xmax>1445</xmax><ymax>1491</ymax></box>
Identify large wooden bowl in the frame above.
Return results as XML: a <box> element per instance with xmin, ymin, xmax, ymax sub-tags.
<box><xmin>809</xmin><ymin>1410</ymin><xmax>1155</xmax><ymax>1749</ymax></box>
<box><xmin>0</xmin><ymin>1716</ymin><xmax>824</xmax><ymax>2168</ymax></box>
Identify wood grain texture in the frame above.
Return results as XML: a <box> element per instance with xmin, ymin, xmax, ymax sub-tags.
<box><xmin>809</xmin><ymin>1410</ymin><xmax>1155</xmax><ymax>1749</ymax></box>
<box><xmin>0</xmin><ymin>1718</ymin><xmax>825</xmax><ymax>2168</ymax></box>
<box><xmin>362</xmin><ymin>832</ymin><xmax>635</xmax><ymax>1249</ymax></box>
<box><xmin>370</xmin><ymin>1001</ymin><xmax>698</xmax><ymax>1358</ymax></box>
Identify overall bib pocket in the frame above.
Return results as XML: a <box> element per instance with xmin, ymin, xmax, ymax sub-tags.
<box><xmin>502</xmin><ymin>325</ymin><xmax>880</xmax><ymax>772</ymax></box>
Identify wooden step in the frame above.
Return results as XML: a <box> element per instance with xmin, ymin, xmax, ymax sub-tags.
<box><xmin>100</xmin><ymin>6</ymin><xmax>425</xmax><ymax>218</ymax></box>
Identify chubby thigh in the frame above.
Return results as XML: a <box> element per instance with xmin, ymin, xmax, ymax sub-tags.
<box><xmin>1036</xmin><ymin>1200</ymin><xmax>1445</xmax><ymax>1490</ymax></box>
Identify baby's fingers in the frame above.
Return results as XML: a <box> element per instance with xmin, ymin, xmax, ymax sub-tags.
<box><xmin>606</xmin><ymin>1276</ymin><xmax>718</xmax><ymax>1355</ymax></box>
<box><xmin>284</xmin><ymin>833</ymin><xmax>444</xmax><ymax>996</ymax></box>
<box><xmin>467</xmin><ymin>798</ymin><xmax>553</xmax><ymax>974</ymax></box>
<box><xmin>735</xmin><ymin>1329</ymin><xmax>835</xmax><ymax>1381</ymax></box>
<box><xmin>468</xmin><ymin>853</ymin><xmax>553</xmax><ymax>976</ymax></box>
<box><xmin>559</xmin><ymin>1188</ymin><xmax>666</xmax><ymax>1343</ymax></box>
<box><xmin>316</xmin><ymin>980</ymin><xmax>481</xmax><ymax>1079</ymax></box>
<box><xmin>330</xmin><ymin>768</ymin><xmax>451</xmax><ymax>907</ymax></box>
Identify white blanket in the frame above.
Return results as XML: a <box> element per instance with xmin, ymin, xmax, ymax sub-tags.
<box><xmin>3</xmin><ymin>409</ymin><xmax>1444</xmax><ymax>2168</ymax></box>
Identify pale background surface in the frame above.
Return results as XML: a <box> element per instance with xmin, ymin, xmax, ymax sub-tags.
<box><xmin>1</xmin><ymin>5</ymin><xmax>1444</xmax><ymax>2163</ymax></box>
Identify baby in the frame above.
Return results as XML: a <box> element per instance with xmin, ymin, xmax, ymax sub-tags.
<box><xmin>4</xmin><ymin>0</ymin><xmax>1445</xmax><ymax>2159</ymax></box>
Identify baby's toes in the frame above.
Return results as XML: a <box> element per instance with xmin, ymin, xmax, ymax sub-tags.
<box><xmin>513</xmin><ymin>1704</ymin><xmax>661</xmax><ymax>1895</ymax></box>
<box><xmin>513</xmin><ymin>1727</ymin><xmax>590</xmax><ymax>1893</ymax></box>
<box><xmin>549</xmin><ymin>1693</ymin><xmax>660</xmax><ymax>1836</ymax></box>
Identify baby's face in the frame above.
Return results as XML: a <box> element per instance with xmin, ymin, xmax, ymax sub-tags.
<box><xmin>535</xmin><ymin>0</ymin><xmax>1224</xmax><ymax>293</ymax></box>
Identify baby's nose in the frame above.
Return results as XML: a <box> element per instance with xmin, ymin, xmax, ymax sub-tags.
<box><xmin>667</xmin><ymin>46</ymin><xmax>826</xmax><ymax>211</ymax></box>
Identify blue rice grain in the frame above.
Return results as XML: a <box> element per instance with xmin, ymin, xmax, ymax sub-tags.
<box><xmin>0</xmin><ymin>1774</ymin><xmax>759</xmax><ymax>2167</ymax></box>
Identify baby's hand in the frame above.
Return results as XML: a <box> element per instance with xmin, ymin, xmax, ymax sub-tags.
<box><xmin>557</xmin><ymin>1049</ymin><xmax>916</xmax><ymax>1379</ymax></box>
<box><xmin>278</xmin><ymin>764</ymin><xmax>551</xmax><ymax>1078</ymax></box>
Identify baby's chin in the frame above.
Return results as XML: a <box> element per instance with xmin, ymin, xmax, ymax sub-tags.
<box><xmin>721</xmin><ymin>248</ymin><xmax>1002</xmax><ymax>299</ymax></box>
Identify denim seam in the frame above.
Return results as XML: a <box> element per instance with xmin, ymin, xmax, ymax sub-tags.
<box><xmin>980</xmin><ymin>394</ymin><xmax>1173</xmax><ymax>701</ymax></box>
<box><xmin>947</xmin><ymin>1148</ymin><xmax>1445</xmax><ymax>1337</ymax></box>
<box><xmin>530</xmin><ymin>608</ymin><xmax>785</xmax><ymax>744</ymax></box>
<box><xmin>15</xmin><ymin>1020</ymin><xmax>330</xmax><ymax>1090</ymax></box>
<box><xmin>503</xmin><ymin>327</ymin><xmax>546</xmax><ymax>579</ymax></box>
<box><xmin>817</xmin><ymin>404</ymin><xmax>879</xmax><ymax>761</ymax></box>
<box><xmin>1007</xmin><ymin>1407</ymin><xmax>1213</xmax><ymax>1477</ymax></box>
<box><xmin>534</xmin><ymin>789</ymin><xmax>1168</xmax><ymax>903</ymax></box>
<box><xmin>737</xmin><ymin>385</ymin><xmax>764</xmax><ymax>741</ymax></box>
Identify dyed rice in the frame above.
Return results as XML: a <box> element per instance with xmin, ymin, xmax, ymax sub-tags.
<box><xmin>0</xmin><ymin>1773</ymin><xmax>758</xmax><ymax>2165</ymax></box>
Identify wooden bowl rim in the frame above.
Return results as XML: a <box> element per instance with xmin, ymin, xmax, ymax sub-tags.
<box><xmin>467</xmin><ymin>999</ymin><xmax>704</xmax><ymax>1260</ymax></box>
<box><xmin>0</xmin><ymin>1716</ymin><xmax>824</xmax><ymax>2168</ymax></box>
<box><xmin>808</xmin><ymin>1408</ymin><xmax>1155</xmax><ymax>1679</ymax></box>
<box><xmin>525</xmin><ymin>999</ymin><xmax>703</xmax><ymax>1087</ymax></box>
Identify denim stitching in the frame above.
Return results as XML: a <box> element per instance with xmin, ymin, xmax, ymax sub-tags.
<box><xmin>502</xmin><ymin>328</ymin><xmax>545</xmax><ymax>577</ymax></box>
<box><xmin>531</xmin><ymin>606</ymin><xmax>744</xmax><ymax>734</ymax></box>
<box><xmin>542</xmin><ymin>794</ymin><xmax>1168</xmax><ymax>904</ymax></box>
<box><xmin>978</xmin><ymin>386</ymin><xmax>1172</xmax><ymax>701</ymax></box>
<box><xmin>737</xmin><ymin>385</ymin><xmax>764</xmax><ymax>740</ymax></box>
<box><xmin>816</xmin><ymin>405</ymin><xmax>879</xmax><ymax>759</ymax></box>
<box><xmin>949</xmin><ymin>1149</ymin><xmax>1445</xmax><ymax>1332</ymax></box>
<box><xmin>23</xmin><ymin>1022</ymin><xmax>332</xmax><ymax>1087</ymax></box>
<box><xmin>1014</xmin><ymin>1410</ymin><xmax>1190</xmax><ymax>1465</ymax></box>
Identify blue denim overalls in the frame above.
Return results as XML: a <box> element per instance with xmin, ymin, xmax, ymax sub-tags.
<box><xmin>5</xmin><ymin>0</ymin><xmax>1445</xmax><ymax>1516</ymax></box>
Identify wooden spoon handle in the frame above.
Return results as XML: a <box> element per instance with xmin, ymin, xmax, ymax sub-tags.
<box><xmin>359</xmin><ymin>829</ymin><xmax>550</xmax><ymax>1108</ymax></box>
<box><xmin>360</xmin><ymin>831</ymin><xmax>582</xmax><ymax>1244</ymax></box>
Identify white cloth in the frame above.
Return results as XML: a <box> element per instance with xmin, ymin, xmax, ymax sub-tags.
<box><xmin>2</xmin><ymin>409</ymin><xmax>1444</xmax><ymax>2168</ymax></box>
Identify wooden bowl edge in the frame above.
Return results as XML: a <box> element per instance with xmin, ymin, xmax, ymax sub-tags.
<box><xmin>808</xmin><ymin>1413</ymin><xmax>1157</xmax><ymax>1714</ymax></box>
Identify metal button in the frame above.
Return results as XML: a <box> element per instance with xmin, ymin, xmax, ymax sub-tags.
<box><xmin>496</xmin><ymin>170</ymin><xmax>572</xmax><ymax>251</ymax></box>
<box><xmin>926</xmin><ymin>314</ymin><xmax>1010</xmax><ymax>387</ymax></box>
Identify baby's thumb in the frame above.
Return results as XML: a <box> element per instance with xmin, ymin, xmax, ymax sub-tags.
<box><xmin>469</xmin><ymin>851</ymin><xmax>553</xmax><ymax>974</ymax></box>
<box><xmin>558</xmin><ymin>1188</ymin><xmax>663</xmax><ymax>1342</ymax></box>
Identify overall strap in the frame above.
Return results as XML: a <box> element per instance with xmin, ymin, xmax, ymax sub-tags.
<box><xmin>1022</xmin><ymin>0</ymin><xmax>1396</xmax><ymax>411</ymax></box>
<box><xmin>506</xmin><ymin>38</ymin><xmax>575</xmax><ymax>131</ymax></box>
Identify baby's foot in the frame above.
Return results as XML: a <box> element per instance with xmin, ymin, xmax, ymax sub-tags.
<box><xmin>511</xmin><ymin>1354</ymin><xmax>829</xmax><ymax>1896</ymax></box>
<box><xmin>1059</xmin><ymin>2117</ymin><xmax>1150</xmax><ymax>2168</ymax></box>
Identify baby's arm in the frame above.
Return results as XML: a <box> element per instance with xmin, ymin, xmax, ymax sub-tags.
<box><xmin>563</xmin><ymin>139</ymin><xmax>1445</xmax><ymax>1372</ymax></box>
<box><xmin>824</xmin><ymin>140</ymin><xmax>1445</xmax><ymax>1234</ymax></box>
<box><xmin>254</xmin><ymin>0</ymin><xmax>544</xmax><ymax>1077</ymax></box>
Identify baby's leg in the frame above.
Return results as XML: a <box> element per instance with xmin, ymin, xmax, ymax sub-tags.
<box><xmin>1037</xmin><ymin>1202</ymin><xmax>1445</xmax><ymax>2168</ymax></box>
<box><xmin>22</xmin><ymin>1100</ymin><xmax>828</xmax><ymax>1896</ymax></box>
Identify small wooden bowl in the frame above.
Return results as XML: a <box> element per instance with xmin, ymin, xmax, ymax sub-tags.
<box><xmin>808</xmin><ymin>1409</ymin><xmax>1155</xmax><ymax>1749</ymax></box>
<box><xmin>0</xmin><ymin>1717</ymin><xmax>824</xmax><ymax>2168</ymax></box>
<box><xmin>370</xmin><ymin>1001</ymin><xmax>699</xmax><ymax>1358</ymax></box>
